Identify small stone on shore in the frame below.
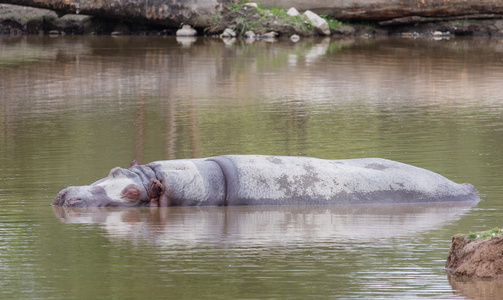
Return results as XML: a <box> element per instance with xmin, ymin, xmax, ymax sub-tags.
<box><xmin>176</xmin><ymin>25</ymin><xmax>197</xmax><ymax>36</ymax></box>
<box><xmin>244</xmin><ymin>30</ymin><xmax>256</xmax><ymax>38</ymax></box>
<box><xmin>221</xmin><ymin>28</ymin><xmax>237</xmax><ymax>38</ymax></box>
<box><xmin>245</xmin><ymin>3</ymin><xmax>258</xmax><ymax>9</ymax></box>
<box><xmin>287</xmin><ymin>7</ymin><xmax>300</xmax><ymax>17</ymax></box>
<box><xmin>290</xmin><ymin>34</ymin><xmax>300</xmax><ymax>42</ymax></box>
<box><xmin>433</xmin><ymin>30</ymin><xmax>450</xmax><ymax>36</ymax></box>
<box><xmin>302</xmin><ymin>10</ymin><xmax>331</xmax><ymax>36</ymax></box>
<box><xmin>258</xmin><ymin>31</ymin><xmax>278</xmax><ymax>39</ymax></box>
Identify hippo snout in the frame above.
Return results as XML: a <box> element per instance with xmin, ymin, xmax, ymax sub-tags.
<box><xmin>52</xmin><ymin>184</ymin><xmax>148</xmax><ymax>207</ymax></box>
<box><xmin>53</xmin><ymin>187</ymin><xmax>87</xmax><ymax>207</ymax></box>
<box><xmin>52</xmin><ymin>188</ymin><xmax>68</xmax><ymax>206</ymax></box>
<box><xmin>53</xmin><ymin>185</ymin><xmax>109</xmax><ymax>207</ymax></box>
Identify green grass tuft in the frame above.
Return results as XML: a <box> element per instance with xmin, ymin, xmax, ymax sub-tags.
<box><xmin>467</xmin><ymin>227</ymin><xmax>501</xmax><ymax>240</ymax></box>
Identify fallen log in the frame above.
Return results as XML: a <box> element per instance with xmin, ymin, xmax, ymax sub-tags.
<box><xmin>260</xmin><ymin>0</ymin><xmax>503</xmax><ymax>21</ymax></box>
<box><xmin>379</xmin><ymin>14</ymin><xmax>503</xmax><ymax>26</ymax></box>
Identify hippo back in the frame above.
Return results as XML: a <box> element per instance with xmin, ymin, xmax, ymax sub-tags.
<box><xmin>208</xmin><ymin>155</ymin><xmax>479</xmax><ymax>206</ymax></box>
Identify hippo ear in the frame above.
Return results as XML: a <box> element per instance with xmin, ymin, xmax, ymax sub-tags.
<box><xmin>129</xmin><ymin>160</ymin><xmax>139</xmax><ymax>167</ymax></box>
<box><xmin>147</xmin><ymin>179</ymin><xmax>165</xmax><ymax>206</ymax></box>
<box><xmin>148</xmin><ymin>179</ymin><xmax>164</xmax><ymax>197</ymax></box>
<box><xmin>108</xmin><ymin>167</ymin><xmax>122</xmax><ymax>177</ymax></box>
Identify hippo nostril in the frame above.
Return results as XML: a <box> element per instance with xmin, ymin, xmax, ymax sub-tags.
<box><xmin>66</xmin><ymin>198</ymin><xmax>83</xmax><ymax>206</ymax></box>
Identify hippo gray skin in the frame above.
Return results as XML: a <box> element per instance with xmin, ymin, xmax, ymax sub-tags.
<box><xmin>52</xmin><ymin>155</ymin><xmax>480</xmax><ymax>207</ymax></box>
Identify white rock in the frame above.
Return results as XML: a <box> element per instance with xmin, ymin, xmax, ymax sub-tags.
<box><xmin>290</xmin><ymin>34</ymin><xmax>300</xmax><ymax>42</ymax></box>
<box><xmin>245</xmin><ymin>3</ymin><xmax>258</xmax><ymax>9</ymax></box>
<box><xmin>221</xmin><ymin>28</ymin><xmax>237</xmax><ymax>38</ymax></box>
<box><xmin>303</xmin><ymin>10</ymin><xmax>331</xmax><ymax>36</ymax></box>
<box><xmin>433</xmin><ymin>31</ymin><xmax>450</xmax><ymax>36</ymax></box>
<box><xmin>258</xmin><ymin>31</ymin><xmax>278</xmax><ymax>38</ymax></box>
<box><xmin>176</xmin><ymin>25</ymin><xmax>197</xmax><ymax>37</ymax></box>
<box><xmin>244</xmin><ymin>31</ymin><xmax>256</xmax><ymax>38</ymax></box>
<box><xmin>287</xmin><ymin>7</ymin><xmax>300</xmax><ymax>17</ymax></box>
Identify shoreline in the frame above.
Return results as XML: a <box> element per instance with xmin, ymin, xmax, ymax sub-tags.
<box><xmin>1</xmin><ymin>4</ymin><xmax>503</xmax><ymax>38</ymax></box>
<box><xmin>446</xmin><ymin>229</ymin><xmax>503</xmax><ymax>279</ymax></box>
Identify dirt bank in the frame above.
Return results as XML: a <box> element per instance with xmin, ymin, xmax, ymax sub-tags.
<box><xmin>446</xmin><ymin>229</ymin><xmax>503</xmax><ymax>279</ymax></box>
<box><xmin>1</xmin><ymin>3</ymin><xmax>503</xmax><ymax>37</ymax></box>
<box><xmin>0</xmin><ymin>4</ymin><xmax>176</xmax><ymax>35</ymax></box>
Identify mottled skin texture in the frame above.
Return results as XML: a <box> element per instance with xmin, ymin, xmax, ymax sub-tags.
<box><xmin>52</xmin><ymin>155</ymin><xmax>480</xmax><ymax>208</ymax></box>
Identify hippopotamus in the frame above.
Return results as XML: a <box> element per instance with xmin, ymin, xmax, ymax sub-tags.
<box><xmin>52</xmin><ymin>155</ymin><xmax>480</xmax><ymax>208</ymax></box>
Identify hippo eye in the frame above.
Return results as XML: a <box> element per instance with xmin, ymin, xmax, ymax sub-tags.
<box><xmin>121</xmin><ymin>185</ymin><xmax>141</xmax><ymax>202</ymax></box>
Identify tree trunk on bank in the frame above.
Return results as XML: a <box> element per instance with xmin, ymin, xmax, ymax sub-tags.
<box><xmin>260</xmin><ymin>0</ymin><xmax>503</xmax><ymax>20</ymax></box>
<box><xmin>1</xmin><ymin>0</ymin><xmax>503</xmax><ymax>27</ymax></box>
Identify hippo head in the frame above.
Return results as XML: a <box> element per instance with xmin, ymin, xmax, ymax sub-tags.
<box><xmin>52</xmin><ymin>164</ymin><xmax>164</xmax><ymax>207</ymax></box>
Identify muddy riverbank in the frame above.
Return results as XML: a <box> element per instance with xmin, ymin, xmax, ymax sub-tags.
<box><xmin>2</xmin><ymin>3</ymin><xmax>503</xmax><ymax>37</ymax></box>
<box><xmin>446</xmin><ymin>229</ymin><xmax>503</xmax><ymax>279</ymax></box>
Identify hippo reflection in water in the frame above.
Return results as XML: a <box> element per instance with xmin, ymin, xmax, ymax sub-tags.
<box><xmin>52</xmin><ymin>155</ymin><xmax>480</xmax><ymax>207</ymax></box>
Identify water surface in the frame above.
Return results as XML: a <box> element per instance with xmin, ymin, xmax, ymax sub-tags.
<box><xmin>1</xmin><ymin>35</ymin><xmax>503</xmax><ymax>299</ymax></box>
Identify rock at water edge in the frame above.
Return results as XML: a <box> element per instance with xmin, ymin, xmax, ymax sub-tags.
<box><xmin>176</xmin><ymin>25</ymin><xmax>197</xmax><ymax>36</ymax></box>
<box><xmin>287</xmin><ymin>7</ymin><xmax>300</xmax><ymax>17</ymax></box>
<box><xmin>221</xmin><ymin>28</ymin><xmax>237</xmax><ymax>38</ymax></box>
<box><xmin>303</xmin><ymin>10</ymin><xmax>330</xmax><ymax>36</ymax></box>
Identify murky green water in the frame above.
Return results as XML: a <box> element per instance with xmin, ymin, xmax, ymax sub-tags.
<box><xmin>1</xmin><ymin>35</ymin><xmax>503</xmax><ymax>299</ymax></box>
